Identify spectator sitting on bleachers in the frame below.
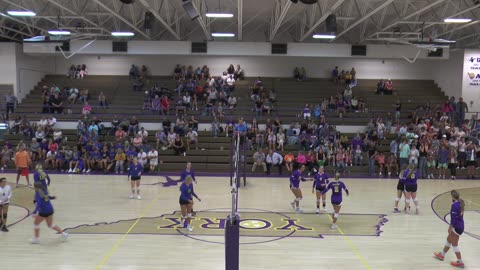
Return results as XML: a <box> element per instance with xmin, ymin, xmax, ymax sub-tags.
<box><xmin>79</xmin><ymin>64</ymin><xmax>88</xmax><ymax>79</ymax></box>
<box><xmin>252</xmin><ymin>148</ymin><xmax>267</xmax><ymax>173</ymax></box>
<box><xmin>384</xmin><ymin>79</ymin><xmax>394</xmax><ymax>95</ymax></box>
<box><xmin>127</xmin><ymin>116</ymin><xmax>139</xmax><ymax>136</ymax></box>
<box><xmin>156</xmin><ymin>129</ymin><xmax>168</xmax><ymax>150</ymax></box>
<box><xmin>332</xmin><ymin>66</ymin><xmax>339</xmax><ymax>83</ymax></box>
<box><xmin>68</xmin><ymin>65</ymin><xmax>77</xmax><ymax>78</ymax></box>
<box><xmin>173</xmin><ymin>64</ymin><xmax>182</xmax><ymax>80</ymax></box>
<box><xmin>234</xmin><ymin>65</ymin><xmax>243</xmax><ymax>80</ymax></box>
<box><xmin>160</xmin><ymin>95</ymin><xmax>170</xmax><ymax>116</ymax></box>
<box><xmin>98</xmin><ymin>92</ymin><xmax>108</xmax><ymax>109</ymax></box>
<box><xmin>82</xmin><ymin>101</ymin><xmax>92</xmax><ymax>115</ymax></box>
<box><xmin>376</xmin><ymin>79</ymin><xmax>385</xmax><ymax>95</ymax></box>
<box><xmin>186</xmin><ymin>128</ymin><xmax>198</xmax><ymax>150</ymax></box>
<box><xmin>172</xmin><ymin>134</ymin><xmax>186</xmax><ymax>156</ymax></box>
<box><xmin>49</xmin><ymin>93</ymin><xmax>63</xmax><ymax>114</ymax></box>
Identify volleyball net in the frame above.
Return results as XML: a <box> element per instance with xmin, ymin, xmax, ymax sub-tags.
<box><xmin>225</xmin><ymin>133</ymin><xmax>244</xmax><ymax>270</ymax></box>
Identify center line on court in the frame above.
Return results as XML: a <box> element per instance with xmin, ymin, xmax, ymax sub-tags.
<box><xmin>325</xmin><ymin>214</ymin><xmax>372</xmax><ymax>270</ymax></box>
<box><xmin>96</xmin><ymin>194</ymin><xmax>162</xmax><ymax>270</ymax></box>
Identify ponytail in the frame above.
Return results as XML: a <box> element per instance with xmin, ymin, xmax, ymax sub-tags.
<box><xmin>458</xmin><ymin>198</ymin><xmax>465</xmax><ymax>213</ymax></box>
<box><xmin>451</xmin><ymin>190</ymin><xmax>465</xmax><ymax>213</ymax></box>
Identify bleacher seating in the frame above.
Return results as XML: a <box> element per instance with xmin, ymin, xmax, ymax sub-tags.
<box><xmin>3</xmin><ymin>74</ymin><xmax>454</xmax><ymax>175</ymax></box>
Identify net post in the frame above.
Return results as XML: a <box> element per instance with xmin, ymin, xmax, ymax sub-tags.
<box><xmin>225</xmin><ymin>213</ymin><xmax>240</xmax><ymax>270</ymax></box>
<box><xmin>229</xmin><ymin>135</ymin><xmax>234</xmax><ymax>186</ymax></box>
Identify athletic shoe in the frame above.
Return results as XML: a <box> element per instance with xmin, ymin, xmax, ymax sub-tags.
<box><xmin>316</xmin><ymin>208</ymin><xmax>320</xmax><ymax>214</ymax></box>
<box><xmin>290</xmin><ymin>201</ymin><xmax>295</xmax><ymax>209</ymax></box>
<box><xmin>137</xmin><ymin>195</ymin><xmax>141</xmax><ymax>200</ymax></box>
<box><xmin>393</xmin><ymin>208</ymin><xmax>401</xmax><ymax>213</ymax></box>
<box><xmin>31</xmin><ymin>238</ymin><xmax>40</xmax><ymax>244</ymax></box>
<box><xmin>330</xmin><ymin>224</ymin><xmax>337</xmax><ymax>229</ymax></box>
<box><xmin>1</xmin><ymin>225</ymin><xmax>9</xmax><ymax>232</ymax></box>
<box><xmin>61</xmin><ymin>232</ymin><xmax>69</xmax><ymax>242</ymax></box>
<box><xmin>187</xmin><ymin>225</ymin><xmax>193</xmax><ymax>232</ymax></box>
<box><xmin>450</xmin><ymin>261</ymin><xmax>465</xmax><ymax>268</ymax></box>
<box><xmin>433</xmin><ymin>252</ymin><xmax>444</xmax><ymax>261</ymax></box>
<box><xmin>129</xmin><ymin>195</ymin><xmax>134</xmax><ymax>199</ymax></box>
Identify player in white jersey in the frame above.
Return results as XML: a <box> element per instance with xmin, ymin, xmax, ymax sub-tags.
<box><xmin>0</xmin><ymin>177</ymin><xmax>12</xmax><ymax>232</ymax></box>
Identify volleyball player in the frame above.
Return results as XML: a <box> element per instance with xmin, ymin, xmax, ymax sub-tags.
<box><xmin>393</xmin><ymin>165</ymin><xmax>407</xmax><ymax>213</ymax></box>
<box><xmin>321</xmin><ymin>173</ymin><xmax>349</xmax><ymax>229</ymax></box>
<box><xmin>33</xmin><ymin>164</ymin><xmax>51</xmax><ymax>190</ymax></box>
<box><xmin>433</xmin><ymin>190</ymin><xmax>465</xmax><ymax>268</ymax></box>
<box><xmin>128</xmin><ymin>157</ymin><xmax>143</xmax><ymax>200</ymax></box>
<box><xmin>180</xmin><ymin>162</ymin><xmax>197</xmax><ymax>215</ymax></box>
<box><xmin>311</xmin><ymin>166</ymin><xmax>329</xmax><ymax>213</ymax></box>
<box><xmin>179</xmin><ymin>176</ymin><xmax>201</xmax><ymax>232</ymax></box>
<box><xmin>0</xmin><ymin>177</ymin><xmax>12</xmax><ymax>232</ymax></box>
<box><xmin>31</xmin><ymin>182</ymin><xmax>68</xmax><ymax>244</ymax></box>
<box><xmin>403</xmin><ymin>163</ymin><xmax>420</xmax><ymax>214</ymax></box>
<box><xmin>289</xmin><ymin>165</ymin><xmax>306</xmax><ymax>213</ymax></box>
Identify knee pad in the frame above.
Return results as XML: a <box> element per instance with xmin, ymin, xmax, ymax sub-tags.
<box><xmin>34</xmin><ymin>224</ymin><xmax>41</xmax><ymax>229</ymax></box>
<box><xmin>452</xmin><ymin>246</ymin><xmax>460</xmax><ymax>253</ymax></box>
<box><xmin>334</xmin><ymin>213</ymin><xmax>339</xmax><ymax>218</ymax></box>
<box><xmin>445</xmin><ymin>241</ymin><xmax>451</xmax><ymax>248</ymax></box>
<box><xmin>49</xmin><ymin>224</ymin><xmax>56</xmax><ymax>229</ymax></box>
<box><xmin>295</xmin><ymin>197</ymin><xmax>302</xmax><ymax>202</ymax></box>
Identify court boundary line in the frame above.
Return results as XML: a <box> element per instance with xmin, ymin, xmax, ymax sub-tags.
<box><xmin>324</xmin><ymin>213</ymin><xmax>372</xmax><ymax>270</ymax></box>
<box><xmin>430</xmin><ymin>187</ymin><xmax>480</xmax><ymax>241</ymax></box>
<box><xmin>95</xmin><ymin>194</ymin><xmax>162</xmax><ymax>270</ymax></box>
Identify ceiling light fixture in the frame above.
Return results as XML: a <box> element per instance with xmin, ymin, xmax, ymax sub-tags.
<box><xmin>313</xmin><ymin>34</ymin><xmax>336</xmax><ymax>39</ymax></box>
<box><xmin>111</xmin><ymin>31</ymin><xmax>135</xmax><ymax>37</ymax></box>
<box><xmin>7</xmin><ymin>10</ymin><xmax>36</xmax><ymax>16</ymax></box>
<box><xmin>48</xmin><ymin>30</ymin><xmax>71</xmax><ymax>35</ymax></box>
<box><xmin>212</xmin><ymin>32</ymin><xmax>235</xmax><ymax>37</ymax></box>
<box><xmin>444</xmin><ymin>18</ymin><xmax>472</xmax><ymax>23</ymax></box>
<box><xmin>206</xmin><ymin>13</ymin><xmax>234</xmax><ymax>18</ymax></box>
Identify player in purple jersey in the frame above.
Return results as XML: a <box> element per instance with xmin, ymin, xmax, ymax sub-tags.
<box><xmin>403</xmin><ymin>163</ymin><xmax>419</xmax><ymax>214</ymax></box>
<box><xmin>289</xmin><ymin>165</ymin><xmax>306</xmax><ymax>213</ymax></box>
<box><xmin>180</xmin><ymin>162</ymin><xmax>197</xmax><ymax>215</ymax></box>
<box><xmin>393</xmin><ymin>165</ymin><xmax>408</xmax><ymax>213</ymax></box>
<box><xmin>322</xmin><ymin>173</ymin><xmax>349</xmax><ymax>229</ymax></box>
<box><xmin>311</xmin><ymin>166</ymin><xmax>329</xmax><ymax>213</ymax></box>
<box><xmin>434</xmin><ymin>190</ymin><xmax>466</xmax><ymax>268</ymax></box>
<box><xmin>179</xmin><ymin>176</ymin><xmax>201</xmax><ymax>232</ymax></box>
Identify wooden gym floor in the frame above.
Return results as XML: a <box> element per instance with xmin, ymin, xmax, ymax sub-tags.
<box><xmin>1</xmin><ymin>173</ymin><xmax>480</xmax><ymax>270</ymax></box>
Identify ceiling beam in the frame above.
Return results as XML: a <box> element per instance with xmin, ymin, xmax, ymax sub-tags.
<box><xmin>368</xmin><ymin>0</ymin><xmax>448</xmax><ymax>38</ymax></box>
<box><xmin>269</xmin><ymin>0</ymin><xmax>292</xmax><ymax>41</ymax></box>
<box><xmin>137</xmin><ymin>0</ymin><xmax>180</xmax><ymax>40</ymax></box>
<box><xmin>0</xmin><ymin>32</ymin><xmax>21</xmax><ymax>42</ymax></box>
<box><xmin>238</xmin><ymin>0</ymin><xmax>243</xmax><ymax>41</ymax></box>
<box><xmin>299</xmin><ymin>0</ymin><xmax>346</xmax><ymax>42</ymax></box>
<box><xmin>45</xmin><ymin>0</ymin><xmax>110</xmax><ymax>33</ymax></box>
<box><xmin>333</xmin><ymin>0</ymin><xmax>394</xmax><ymax>41</ymax></box>
<box><xmin>91</xmin><ymin>0</ymin><xmax>150</xmax><ymax>39</ymax></box>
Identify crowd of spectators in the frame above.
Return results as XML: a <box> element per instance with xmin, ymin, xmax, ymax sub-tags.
<box><xmin>67</xmin><ymin>64</ymin><xmax>88</xmax><ymax>79</ymax></box>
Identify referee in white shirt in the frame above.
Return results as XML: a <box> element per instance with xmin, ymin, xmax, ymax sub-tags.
<box><xmin>266</xmin><ymin>149</ymin><xmax>284</xmax><ymax>175</ymax></box>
